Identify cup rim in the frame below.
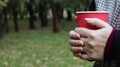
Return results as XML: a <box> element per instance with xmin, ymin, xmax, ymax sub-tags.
<box><xmin>76</xmin><ymin>11</ymin><xmax>109</xmax><ymax>14</ymax></box>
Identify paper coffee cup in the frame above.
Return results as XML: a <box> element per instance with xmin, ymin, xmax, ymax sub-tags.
<box><xmin>76</xmin><ymin>11</ymin><xmax>109</xmax><ymax>29</ymax></box>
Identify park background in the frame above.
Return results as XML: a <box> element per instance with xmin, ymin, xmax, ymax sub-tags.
<box><xmin>0</xmin><ymin>0</ymin><xmax>94</xmax><ymax>67</ymax></box>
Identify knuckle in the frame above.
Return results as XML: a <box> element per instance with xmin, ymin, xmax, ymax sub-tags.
<box><xmin>75</xmin><ymin>27</ymin><xmax>81</xmax><ymax>32</ymax></box>
<box><xmin>90</xmin><ymin>54</ymin><xmax>96</xmax><ymax>60</ymax></box>
<box><xmin>87</xmin><ymin>41</ymin><xmax>95</xmax><ymax>49</ymax></box>
<box><xmin>69</xmin><ymin>31</ymin><xmax>74</xmax><ymax>35</ymax></box>
<box><xmin>89</xmin><ymin>32</ymin><xmax>95</xmax><ymax>38</ymax></box>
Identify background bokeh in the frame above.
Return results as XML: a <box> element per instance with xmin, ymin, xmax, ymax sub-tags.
<box><xmin>0</xmin><ymin>0</ymin><xmax>94</xmax><ymax>67</ymax></box>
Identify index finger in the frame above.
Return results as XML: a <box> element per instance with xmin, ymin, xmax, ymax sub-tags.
<box><xmin>69</xmin><ymin>31</ymin><xmax>80</xmax><ymax>39</ymax></box>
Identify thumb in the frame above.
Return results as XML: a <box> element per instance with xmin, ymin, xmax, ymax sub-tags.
<box><xmin>85</xmin><ymin>18</ymin><xmax>111</xmax><ymax>28</ymax></box>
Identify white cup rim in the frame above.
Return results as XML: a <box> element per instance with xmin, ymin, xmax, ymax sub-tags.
<box><xmin>76</xmin><ymin>11</ymin><xmax>109</xmax><ymax>14</ymax></box>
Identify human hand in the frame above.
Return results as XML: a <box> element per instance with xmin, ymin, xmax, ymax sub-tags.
<box><xmin>69</xmin><ymin>30</ymin><xmax>84</xmax><ymax>57</ymax></box>
<box><xmin>69</xmin><ymin>18</ymin><xmax>113</xmax><ymax>61</ymax></box>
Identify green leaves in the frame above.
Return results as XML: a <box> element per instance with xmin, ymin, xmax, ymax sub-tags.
<box><xmin>50</xmin><ymin>0</ymin><xmax>92</xmax><ymax>12</ymax></box>
<box><xmin>0</xmin><ymin>0</ymin><xmax>8</xmax><ymax>10</ymax></box>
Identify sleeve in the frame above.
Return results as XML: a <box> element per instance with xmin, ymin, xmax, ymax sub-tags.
<box><xmin>104</xmin><ymin>29</ymin><xmax>120</xmax><ymax>66</ymax></box>
<box><xmin>104</xmin><ymin>28</ymin><xmax>115</xmax><ymax>60</ymax></box>
<box><xmin>114</xmin><ymin>30</ymin><xmax>120</xmax><ymax>67</ymax></box>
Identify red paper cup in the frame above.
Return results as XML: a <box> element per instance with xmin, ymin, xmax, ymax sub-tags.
<box><xmin>76</xmin><ymin>11</ymin><xmax>109</xmax><ymax>29</ymax></box>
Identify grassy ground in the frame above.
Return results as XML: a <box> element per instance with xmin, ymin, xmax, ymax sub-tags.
<box><xmin>0</xmin><ymin>19</ymin><xmax>94</xmax><ymax>67</ymax></box>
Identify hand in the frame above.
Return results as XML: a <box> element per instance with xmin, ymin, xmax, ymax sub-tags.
<box><xmin>69</xmin><ymin>30</ymin><xmax>84</xmax><ymax>57</ymax></box>
<box><xmin>69</xmin><ymin>16</ymin><xmax>85</xmax><ymax>58</ymax></box>
<box><xmin>69</xmin><ymin>18</ymin><xmax>113</xmax><ymax>61</ymax></box>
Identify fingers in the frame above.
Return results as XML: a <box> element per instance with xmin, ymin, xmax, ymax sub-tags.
<box><xmin>70</xmin><ymin>47</ymin><xmax>83</xmax><ymax>53</ymax></box>
<box><xmin>70</xmin><ymin>37</ymin><xmax>94</xmax><ymax>60</ymax></box>
<box><xmin>74</xmin><ymin>28</ymin><xmax>92</xmax><ymax>38</ymax></box>
<box><xmin>80</xmin><ymin>54</ymin><xmax>92</xmax><ymax>60</ymax></box>
<box><xmin>69</xmin><ymin>28</ymin><xmax>94</xmax><ymax>60</ymax></box>
<box><xmin>70</xmin><ymin>39</ymin><xmax>84</xmax><ymax>46</ymax></box>
<box><xmin>85</xmin><ymin>18</ymin><xmax>111</xmax><ymax>28</ymax></box>
<box><xmin>73</xmin><ymin>52</ymin><xmax>93</xmax><ymax>61</ymax></box>
<box><xmin>73</xmin><ymin>52</ymin><xmax>81</xmax><ymax>58</ymax></box>
<box><xmin>70</xmin><ymin>28</ymin><xmax>93</xmax><ymax>38</ymax></box>
<box><xmin>70</xmin><ymin>39</ymin><xmax>84</xmax><ymax>53</ymax></box>
<box><xmin>69</xmin><ymin>31</ymin><xmax>80</xmax><ymax>39</ymax></box>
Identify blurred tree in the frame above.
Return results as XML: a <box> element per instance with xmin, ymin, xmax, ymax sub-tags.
<box><xmin>25</xmin><ymin>0</ymin><xmax>35</xmax><ymax>29</ymax></box>
<box><xmin>38</xmin><ymin>0</ymin><xmax>48</xmax><ymax>27</ymax></box>
<box><xmin>0</xmin><ymin>0</ymin><xmax>8</xmax><ymax>39</ymax></box>
<box><xmin>0</xmin><ymin>0</ymin><xmax>8</xmax><ymax>10</ymax></box>
<box><xmin>62</xmin><ymin>0</ymin><xmax>92</xmax><ymax>20</ymax></box>
<box><xmin>0</xmin><ymin>14</ymin><xmax>4</xmax><ymax>40</ymax></box>
<box><xmin>2</xmin><ymin>6</ymin><xmax>9</xmax><ymax>33</ymax></box>
<box><xmin>48</xmin><ymin>0</ymin><xmax>92</xmax><ymax>33</ymax></box>
<box><xmin>7</xmin><ymin>0</ymin><xmax>26</xmax><ymax>32</ymax></box>
<box><xmin>0</xmin><ymin>0</ymin><xmax>92</xmax><ymax>34</ymax></box>
<box><xmin>49</xmin><ymin>0</ymin><xmax>61</xmax><ymax>32</ymax></box>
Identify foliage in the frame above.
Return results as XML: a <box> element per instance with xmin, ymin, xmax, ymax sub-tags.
<box><xmin>6</xmin><ymin>0</ymin><xmax>25</xmax><ymax>13</ymax></box>
<box><xmin>52</xmin><ymin>0</ymin><xmax>92</xmax><ymax>12</ymax></box>
<box><xmin>0</xmin><ymin>0</ymin><xmax>8</xmax><ymax>10</ymax></box>
<box><xmin>34</xmin><ymin>0</ymin><xmax>92</xmax><ymax>12</ymax></box>
<box><xmin>3</xmin><ymin>0</ymin><xmax>92</xmax><ymax>14</ymax></box>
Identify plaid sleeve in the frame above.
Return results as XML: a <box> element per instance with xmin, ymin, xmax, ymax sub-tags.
<box><xmin>95</xmin><ymin>0</ymin><xmax>120</xmax><ymax>30</ymax></box>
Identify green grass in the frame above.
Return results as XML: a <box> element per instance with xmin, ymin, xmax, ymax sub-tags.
<box><xmin>0</xmin><ymin>20</ymin><xmax>94</xmax><ymax>67</ymax></box>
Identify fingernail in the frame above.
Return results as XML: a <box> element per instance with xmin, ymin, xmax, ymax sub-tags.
<box><xmin>85</xmin><ymin>18</ymin><xmax>91</xmax><ymax>20</ymax></box>
<box><xmin>85</xmin><ymin>18</ymin><xmax>93</xmax><ymax>23</ymax></box>
<box><xmin>76</xmin><ymin>34</ymin><xmax>80</xmax><ymax>38</ymax></box>
<box><xmin>79</xmin><ymin>41</ymin><xmax>84</xmax><ymax>46</ymax></box>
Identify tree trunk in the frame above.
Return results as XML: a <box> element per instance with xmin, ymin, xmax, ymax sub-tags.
<box><xmin>38</xmin><ymin>2</ymin><xmax>48</xmax><ymax>27</ymax></box>
<box><xmin>12</xmin><ymin>5</ymin><xmax>19</xmax><ymax>32</ymax></box>
<box><xmin>0</xmin><ymin>13</ymin><xmax>4</xmax><ymax>40</ymax></box>
<box><xmin>66</xmin><ymin>10</ymin><xmax>72</xmax><ymax>21</ymax></box>
<box><xmin>3</xmin><ymin>7</ymin><xmax>9</xmax><ymax>33</ymax></box>
<box><xmin>57</xmin><ymin>4</ymin><xmax>63</xmax><ymax>21</ymax></box>
<box><xmin>26</xmin><ymin>2</ymin><xmax>35</xmax><ymax>29</ymax></box>
<box><xmin>51</xmin><ymin>3</ymin><xmax>60</xmax><ymax>33</ymax></box>
<box><xmin>59</xmin><ymin>8</ymin><xmax>64</xmax><ymax>20</ymax></box>
<box><xmin>20</xmin><ymin>13</ymin><xmax>25</xmax><ymax>20</ymax></box>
